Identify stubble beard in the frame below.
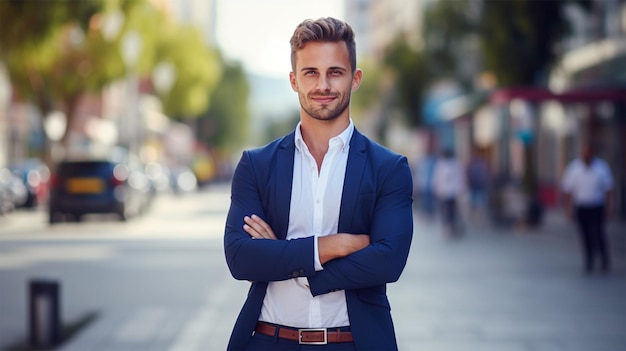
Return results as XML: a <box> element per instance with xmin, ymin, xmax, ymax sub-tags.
<box><xmin>299</xmin><ymin>91</ymin><xmax>350</xmax><ymax>122</ymax></box>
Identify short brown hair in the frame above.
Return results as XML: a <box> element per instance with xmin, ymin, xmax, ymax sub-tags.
<box><xmin>289</xmin><ymin>17</ymin><xmax>357</xmax><ymax>72</ymax></box>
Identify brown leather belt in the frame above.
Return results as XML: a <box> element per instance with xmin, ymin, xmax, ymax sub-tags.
<box><xmin>255</xmin><ymin>321</ymin><xmax>353</xmax><ymax>344</ymax></box>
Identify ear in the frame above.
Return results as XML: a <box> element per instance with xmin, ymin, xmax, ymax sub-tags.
<box><xmin>289</xmin><ymin>71</ymin><xmax>298</xmax><ymax>92</ymax></box>
<box><xmin>351</xmin><ymin>68</ymin><xmax>363</xmax><ymax>92</ymax></box>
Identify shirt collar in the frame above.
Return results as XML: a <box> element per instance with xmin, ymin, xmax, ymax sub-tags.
<box><xmin>295</xmin><ymin>119</ymin><xmax>354</xmax><ymax>153</ymax></box>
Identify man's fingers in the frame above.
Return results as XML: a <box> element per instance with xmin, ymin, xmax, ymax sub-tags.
<box><xmin>243</xmin><ymin>215</ymin><xmax>277</xmax><ymax>239</ymax></box>
<box><xmin>251</xmin><ymin>214</ymin><xmax>277</xmax><ymax>239</ymax></box>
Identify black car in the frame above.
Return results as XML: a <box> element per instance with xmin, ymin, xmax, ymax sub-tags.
<box><xmin>48</xmin><ymin>158</ymin><xmax>152</xmax><ymax>224</ymax></box>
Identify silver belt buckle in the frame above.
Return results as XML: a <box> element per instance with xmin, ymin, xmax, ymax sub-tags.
<box><xmin>298</xmin><ymin>328</ymin><xmax>327</xmax><ymax>345</ymax></box>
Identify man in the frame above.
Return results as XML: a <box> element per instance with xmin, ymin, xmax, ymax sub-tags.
<box><xmin>224</xmin><ymin>17</ymin><xmax>413</xmax><ymax>350</ymax></box>
<box><xmin>466</xmin><ymin>147</ymin><xmax>490</xmax><ymax>226</ymax></box>
<box><xmin>432</xmin><ymin>148</ymin><xmax>465</xmax><ymax>236</ymax></box>
<box><xmin>561</xmin><ymin>144</ymin><xmax>614</xmax><ymax>273</ymax></box>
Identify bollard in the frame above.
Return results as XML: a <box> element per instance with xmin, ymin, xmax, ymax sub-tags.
<box><xmin>29</xmin><ymin>279</ymin><xmax>61</xmax><ymax>349</ymax></box>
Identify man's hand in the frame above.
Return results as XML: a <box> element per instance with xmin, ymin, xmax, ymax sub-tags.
<box><xmin>243</xmin><ymin>214</ymin><xmax>277</xmax><ymax>239</ymax></box>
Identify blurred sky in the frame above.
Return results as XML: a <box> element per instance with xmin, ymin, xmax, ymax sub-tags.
<box><xmin>215</xmin><ymin>0</ymin><xmax>345</xmax><ymax>79</ymax></box>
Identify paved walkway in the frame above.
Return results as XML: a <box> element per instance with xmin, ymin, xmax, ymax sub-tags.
<box><xmin>390</xmin><ymin>210</ymin><xmax>625</xmax><ymax>351</ymax></box>
<box><xmin>4</xmin><ymin>203</ymin><xmax>625</xmax><ymax>351</ymax></box>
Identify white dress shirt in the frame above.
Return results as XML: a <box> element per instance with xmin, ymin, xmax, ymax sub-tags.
<box><xmin>562</xmin><ymin>158</ymin><xmax>613</xmax><ymax>206</ymax></box>
<box><xmin>258</xmin><ymin>121</ymin><xmax>353</xmax><ymax>328</ymax></box>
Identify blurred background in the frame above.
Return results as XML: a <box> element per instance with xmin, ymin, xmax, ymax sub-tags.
<box><xmin>0</xmin><ymin>0</ymin><xmax>625</xmax><ymax>350</ymax></box>
<box><xmin>0</xmin><ymin>0</ymin><xmax>624</xmax><ymax>224</ymax></box>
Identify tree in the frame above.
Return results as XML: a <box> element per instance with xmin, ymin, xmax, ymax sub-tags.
<box><xmin>156</xmin><ymin>25</ymin><xmax>222</xmax><ymax>120</ymax></box>
<box><xmin>422</xmin><ymin>0</ymin><xmax>477</xmax><ymax>85</ymax></box>
<box><xmin>199</xmin><ymin>58</ymin><xmax>250</xmax><ymax>153</ymax></box>
<box><xmin>480</xmin><ymin>0</ymin><xmax>582</xmax><ymax>86</ymax></box>
<box><xmin>1</xmin><ymin>0</ymin><xmax>222</xmax><ymax>157</ymax></box>
<box><xmin>380</xmin><ymin>0</ymin><xmax>477</xmax><ymax>131</ymax></box>
<box><xmin>351</xmin><ymin>58</ymin><xmax>384</xmax><ymax>119</ymax></box>
<box><xmin>0</xmin><ymin>0</ymin><xmax>107</xmax><ymax>134</ymax></box>
<box><xmin>382</xmin><ymin>35</ymin><xmax>431</xmax><ymax>129</ymax></box>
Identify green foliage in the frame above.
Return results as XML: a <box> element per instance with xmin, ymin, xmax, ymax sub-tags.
<box><xmin>1</xmin><ymin>0</ymin><xmax>223</xmax><ymax>148</ymax></box>
<box><xmin>158</xmin><ymin>25</ymin><xmax>222</xmax><ymax>118</ymax></box>
<box><xmin>351</xmin><ymin>58</ymin><xmax>383</xmax><ymax>120</ymax></box>
<box><xmin>480</xmin><ymin>0</ymin><xmax>571</xmax><ymax>86</ymax></box>
<box><xmin>0</xmin><ymin>0</ymin><xmax>107</xmax><ymax>112</ymax></box>
<box><xmin>422</xmin><ymin>0</ymin><xmax>476</xmax><ymax>81</ymax></box>
<box><xmin>382</xmin><ymin>36</ymin><xmax>431</xmax><ymax>128</ymax></box>
<box><xmin>0</xmin><ymin>0</ymin><xmax>102</xmax><ymax>54</ymax></box>
<box><xmin>200</xmin><ymin>59</ymin><xmax>250</xmax><ymax>152</ymax></box>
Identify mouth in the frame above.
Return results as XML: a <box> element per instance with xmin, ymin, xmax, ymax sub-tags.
<box><xmin>311</xmin><ymin>95</ymin><xmax>337</xmax><ymax>104</ymax></box>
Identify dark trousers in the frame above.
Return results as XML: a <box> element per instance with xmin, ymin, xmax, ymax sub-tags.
<box><xmin>575</xmin><ymin>205</ymin><xmax>610</xmax><ymax>271</ymax></box>
<box><xmin>245</xmin><ymin>330</ymin><xmax>357</xmax><ymax>350</ymax></box>
<box><xmin>441</xmin><ymin>198</ymin><xmax>461</xmax><ymax>235</ymax></box>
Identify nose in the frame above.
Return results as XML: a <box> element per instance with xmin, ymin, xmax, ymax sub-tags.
<box><xmin>316</xmin><ymin>75</ymin><xmax>331</xmax><ymax>92</ymax></box>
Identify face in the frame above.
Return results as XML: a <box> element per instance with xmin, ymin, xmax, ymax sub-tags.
<box><xmin>289</xmin><ymin>41</ymin><xmax>362</xmax><ymax>122</ymax></box>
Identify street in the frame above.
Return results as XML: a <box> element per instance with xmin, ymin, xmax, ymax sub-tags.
<box><xmin>1</xmin><ymin>184</ymin><xmax>625</xmax><ymax>351</ymax></box>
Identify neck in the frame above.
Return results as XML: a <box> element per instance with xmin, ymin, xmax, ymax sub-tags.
<box><xmin>300</xmin><ymin>116</ymin><xmax>349</xmax><ymax>154</ymax></box>
<box><xmin>299</xmin><ymin>115</ymin><xmax>349</xmax><ymax>171</ymax></box>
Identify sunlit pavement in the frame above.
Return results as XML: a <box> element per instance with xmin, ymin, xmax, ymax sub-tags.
<box><xmin>0</xmin><ymin>186</ymin><xmax>625</xmax><ymax>351</ymax></box>
<box><xmin>391</xmin><ymin>212</ymin><xmax>625</xmax><ymax>351</ymax></box>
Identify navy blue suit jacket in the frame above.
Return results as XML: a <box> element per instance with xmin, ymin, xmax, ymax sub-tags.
<box><xmin>224</xmin><ymin>128</ymin><xmax>413</xmax><ymax>350</ymax></box>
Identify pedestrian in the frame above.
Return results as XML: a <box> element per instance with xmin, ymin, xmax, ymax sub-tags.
<box><xmin>466</xmin><ymin>147</ymin><xmax>491</xmax><ymax>226</ymax></box>
<box><xmin>413</xmin><ymin>149</ymin><xmax>438</xmax><ymax>221</ymax></box>
<box><xmin>433</xmin><ymin>148</ymin><xmax>465</xmax><ymax>237</ymax></box>
<box><xmin>561</xmin><ymin>144</ymin><xmax>614</xmax><ymax>273</ymax></box>
<box><xmin>223</xmin><ymin>17</ymin><xmax>414</xmax><ymax>350</ymax></box>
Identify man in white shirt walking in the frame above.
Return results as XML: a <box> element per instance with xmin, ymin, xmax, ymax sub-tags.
<box><xmin>561</xmin><ymin>145</ymin><xmax>614</xmax><ymax>273</ymax></box>
<box><xmin>433</xmin><ymin>148</ymin><xmax>466</xmax><ymax>237</ymax></box>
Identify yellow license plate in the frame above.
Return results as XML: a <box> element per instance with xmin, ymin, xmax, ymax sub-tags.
<box><xmin>66</xmin><ymin>178</ymin><xmax>105</xmax><ymax>194</ymax></box>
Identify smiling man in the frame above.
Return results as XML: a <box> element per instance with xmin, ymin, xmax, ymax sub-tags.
<box><xmin>224</xmin><ymin>17</ymin><xmax>414</xmax><ymax>350</ymax></box>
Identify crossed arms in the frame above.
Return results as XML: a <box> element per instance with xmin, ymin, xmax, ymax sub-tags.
<box><xmin>224</xmin><ymin>148</ymin><xmax>413</xmax><ymax>296</ymax></box>
<box><xmin>243</xmin><ymin>214</ymin><xmax>370</xmax><ymax>265</ymax></box>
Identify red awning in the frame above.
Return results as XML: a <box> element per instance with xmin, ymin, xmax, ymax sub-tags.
<box><xmin>489</xmin><ymin>87</ymin><xmax>626</xmax><ymax>104</ymax></box>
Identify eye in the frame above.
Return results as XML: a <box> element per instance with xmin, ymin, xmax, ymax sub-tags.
<box><xmin>304</xmin><ymin>70</ymin><xmax>317</xmax><ymax>76</ymax></box>
<box><xmin>329</xmin><ymin>69</ymin><xmax>343</xmax><ymax>76</ymax></box>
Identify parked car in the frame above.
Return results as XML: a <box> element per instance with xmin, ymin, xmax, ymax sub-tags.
<box><xmin>0</xmin><ymin>167</ymin><xmax>28</xmax><ymax>212</ymax></box>
<box><xmin>9</xmin><ymin>158</ymin><xmax>50</xmax><ymax>208</ymax></box>
<box><xmin>48</xmin><ymin>157</ymin><xmax>152</xmax><ymax>224</ymax></box>
<box><xmin>0</xmin><ymin>169</ymin><xmax>17</xmax><ymax>215</ymax></box>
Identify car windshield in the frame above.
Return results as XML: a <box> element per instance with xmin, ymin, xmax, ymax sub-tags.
<box><xmin>57</xmin><ymin>161</ymin><xmax>115</xmax><ymax>176</ymax></box>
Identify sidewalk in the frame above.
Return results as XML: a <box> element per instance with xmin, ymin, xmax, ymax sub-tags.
<box><xmin>537</xmin><ymin>209</ymin><xmax>626</xmax><ymax>259</ymax></box>
<box><xmin>391</xmin><ymin>209</ymin><xmax>626</xmax><ymax>351</ymax></box>
<box><xmin>5</xmin><ymin>206</ymin><xmax>625</xmax><ymax>351</ymax></box>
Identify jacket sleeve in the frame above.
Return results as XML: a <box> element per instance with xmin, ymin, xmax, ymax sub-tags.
<box><xmin>307</xmin><ymin>156</ymin><xmax>414</xmax><ymax>296</ymax></box>
<box><xmin>224</xmin><ymin>150</ymin><xmax>316</xmax><ymax>283</ymax></box>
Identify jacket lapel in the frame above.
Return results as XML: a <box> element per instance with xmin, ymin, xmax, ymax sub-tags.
<box><xmin>274</xmin><ymin>132</ymin><xmax>295</xmax><ymax>240</ymax></box>
<box><xmin>338</xmin><ymin>129</ymin><xmax>367</xmax><ymax>232</ymax></box>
